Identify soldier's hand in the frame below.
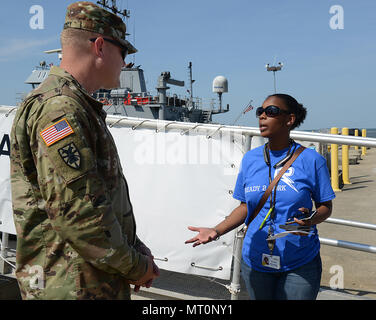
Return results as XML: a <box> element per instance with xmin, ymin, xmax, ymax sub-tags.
<box><xmin>137</xmin><ymin>242</ymin><xmax>153</xmax><ymax>259</ymax></box>
<box><xmin>132</xmin><ymin>243</ymin><xmax>160</xmax><ymax>292</ymax></box>
<box><xmin>133</xmin><ymin>259</ymin><xmax>160</xmax><ymax>293</ymax></box>
<box><xmin>130</xmin><ymin>256</ymin><xmax>159</xmax><ymax>292</ymax></box>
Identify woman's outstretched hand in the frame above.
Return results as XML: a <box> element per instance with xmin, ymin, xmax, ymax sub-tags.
<box><xmin>185</xmin><ymin>226</ymin><xmax>219</xmax><ymax>247</ymax></box>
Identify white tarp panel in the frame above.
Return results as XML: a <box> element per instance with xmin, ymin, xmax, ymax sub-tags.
<box><xmin>110</xmin><ymin>125</ymin><xmax>244</xmax><ymax>279</ymax></box>
<box><xmin>0</xmin><ymin>110</ymin><xmax>244</xmax><ymax>280</ymax></box>
<box><xmin>0</xmin><ymin>112</ymin><xmax>15</xmax><ymax>235</ymax></box>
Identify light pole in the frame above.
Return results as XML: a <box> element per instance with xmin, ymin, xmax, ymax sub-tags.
<box><xmin>265</xmin><ymin>62</ymin><xmax>283</xmax><ymax>93</ymax></box>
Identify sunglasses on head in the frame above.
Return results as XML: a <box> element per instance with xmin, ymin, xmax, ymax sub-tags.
<box><xmin>256</xmin><ymin>105</ymin><xmax>291</xmax><ymax>118</ymax></box>
<box><xmin>90</xmin><ymin>37</ymin><xmax>128</xmax><ymax>60</ymax></box>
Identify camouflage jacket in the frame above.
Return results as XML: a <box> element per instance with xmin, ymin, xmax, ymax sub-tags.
<box><xmin>10</xmin><ymin>66</ymin><xmax>148</xmax><ymax>300</ymax></box>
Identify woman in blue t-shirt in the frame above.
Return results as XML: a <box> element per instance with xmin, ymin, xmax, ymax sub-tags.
<box><xmin>185</xmin><ymin>93</ymin><xmax>335</xmax><ymax>300</ymax></box>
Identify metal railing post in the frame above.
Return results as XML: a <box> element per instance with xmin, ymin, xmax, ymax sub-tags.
<box><xmin>229</xmin><ymin>226</ymin><xmax>245</xmax><ymax>300</ymax></box>
<box><xmin>0</xmin><ymin>232</ymin><xmax>11</xmax><ymax>275</ymax></box>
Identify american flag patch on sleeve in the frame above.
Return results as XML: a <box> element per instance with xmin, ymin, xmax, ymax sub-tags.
<box><xmin>40</xmin><ymin>118</ymin><xmax>74</xmax><ymax>146</ymax></box>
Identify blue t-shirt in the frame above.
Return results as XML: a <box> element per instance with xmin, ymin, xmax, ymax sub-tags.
<box><xmin>233</xmin><ymin>142</ymin><xmax>335</xmax><ymax>272</ymax></box>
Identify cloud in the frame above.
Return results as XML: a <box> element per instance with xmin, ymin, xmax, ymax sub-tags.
<box><xmin>0</xmin><ymin>36</ymin><xmax>59</xmax><ymax>61</ymax></box>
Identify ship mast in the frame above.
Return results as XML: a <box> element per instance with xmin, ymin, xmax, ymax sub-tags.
<box><xmin>97</xmin><ymin>0</ymin><xmax>130</xmax><ymax>19</ymax></box>
<box><xmin>97</xmin><ymin>0</ymin><xmax>134</xmax><ymax>63</ymax></box>
<box><xmin>188</xmin><ymin>62</ymin><xmax>195</xmax><ymax>109</ymax></box>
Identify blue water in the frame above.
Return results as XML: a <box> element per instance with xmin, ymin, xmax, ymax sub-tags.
<box><xmin>366</xmin><ymin>128</ymin><xmax>376</xmax><ymax>138</ymax></box>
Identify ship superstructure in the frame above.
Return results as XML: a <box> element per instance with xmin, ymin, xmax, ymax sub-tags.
<box><xmin>25</xmin><ymin>59</ymin><xmax>229</xmax><ymax>123</ymax></box>
<box><xmin>22</xmin><ymin>1</ymin><xmax>229</xmax><ymax>123</ymax></box>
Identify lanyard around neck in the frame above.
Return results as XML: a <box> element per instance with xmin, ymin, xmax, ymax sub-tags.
<box><xmin>259</xmin><ymin>141</ymin><xmax>296</xmax><ymax>230</ymax></box>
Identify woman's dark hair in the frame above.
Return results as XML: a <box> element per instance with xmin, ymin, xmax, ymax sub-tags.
<box><xmin>267</xmin><ymin>93</ymin><xmax>307</xmax><ymax>130</ymax></box>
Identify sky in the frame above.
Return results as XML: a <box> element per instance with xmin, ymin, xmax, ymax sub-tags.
<box><xmin>0</xmin><ymin>0</ymin><xmax>375</xmax><ymax>130</ymax></box>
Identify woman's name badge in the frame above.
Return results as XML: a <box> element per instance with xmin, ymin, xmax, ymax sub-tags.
<box><xmin>262</xmin><ymin>253</ymin><xmax>281</xmax><ymax>269</ymax></box>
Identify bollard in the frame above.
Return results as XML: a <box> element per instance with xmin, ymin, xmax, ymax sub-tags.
<box><xmin>362</xmin><ymin>129</ymin><xmax>367</xmax><ymax>156</ymax></box>
<box><xmin>354</xmin><ymin>129</ymin><xmax>359</xmax><ymax>151</ymax></box>
<box><xmin>341</xmin><ymin>128</ymin><xmax>351</xmax><ymax>185</ymax></box>
<box><xmin>330</xmin><ymin>127</ymin><xmax>341</xmax><ymax>192</ymax></box>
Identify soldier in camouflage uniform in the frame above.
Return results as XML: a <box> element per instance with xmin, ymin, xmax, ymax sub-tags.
<box><xmin>10</xmin><ymin>1</ymin><xmax>159</xmax><ymax>299</ymax></box>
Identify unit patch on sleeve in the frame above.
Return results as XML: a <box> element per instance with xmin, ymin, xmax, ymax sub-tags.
<box><xmin>58</xmin><ymin>142</ymin><xmax>81</xmax><ymax>169</ymax></box>
<box><xmin>40</xmin><ymin>118</ymin><xmax>74</xmax><ymax>146</ymax></box>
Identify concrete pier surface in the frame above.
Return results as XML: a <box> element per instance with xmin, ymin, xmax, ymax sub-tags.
<box><xmin>319</xmin><ymin>147</ymin><xmax>376</xmax><ymax>299</ymax></box>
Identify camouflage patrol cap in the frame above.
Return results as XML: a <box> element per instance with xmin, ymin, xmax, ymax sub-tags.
<box><xmin>64</xmin><ymin>1</ymin><xmax>137</xmax><ymax>54</ymax></box>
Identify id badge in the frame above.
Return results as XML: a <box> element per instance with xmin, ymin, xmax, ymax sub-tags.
<box><xmin>262</xmin><ymin>253</ymin><xmax>281</xmax><ymax>270</ymax></box>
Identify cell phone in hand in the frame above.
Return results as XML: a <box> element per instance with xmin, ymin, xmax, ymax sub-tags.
<box><xmin>285</xmin><ymin>210</ymin><xmax>317</xmax><ymax>225</ymax></box>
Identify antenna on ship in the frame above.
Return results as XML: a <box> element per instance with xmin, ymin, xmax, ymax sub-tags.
<box><xmin>97</xmin><ymin>0</ymin><xmax>135</xmax><ymax>64</ymax></box>
<box><xmin>97</xmin><ymin>0</ymin><xmax>130</xmax><ymax>19</ymax></box>
<box><xmin>212</xmin><ymin>75</ymin><xmax>228</xmax><ymax>113</ymax></box>
<box><xmin>132</xmin><ymin>13</ymin><xmax>136</xmax><ymax>65</ymax></box>
<box><xmin>187</xmin><ymin>62</ymin><xmax>195</xmax><ymax>109</ymax></box>
<box><xmin>97</xmin><ymin>1</ymin><xmax>131</xmax><ymax>36</ymax></box>
<box><xmin>265</xmin><ymin>61</ymin><xmax>283</xmax><ymax>93</ymax></box>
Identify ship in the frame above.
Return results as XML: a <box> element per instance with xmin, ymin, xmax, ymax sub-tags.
<box><xmin>23</xmin><ymin>0</ymin><xmax>230</xmax><ymax>124</ymax></box>
<box><xmin>25</xmin><ymin>58</ymin><xmax>230</xmax><ymax>123</ymax></box>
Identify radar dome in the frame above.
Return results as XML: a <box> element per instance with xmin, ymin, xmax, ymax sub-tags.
<box><xmin>212</xmin><ymin>76</ymin><xmax>228</xmax><ymax>93</ymax></box>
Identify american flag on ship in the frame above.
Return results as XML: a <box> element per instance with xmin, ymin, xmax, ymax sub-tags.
<box><xmin>40</xmin><ymin>118</ymin><xmax>74</xmax><ymax>146</ymax></box>
<box><xmin>243</xmin><ymin>101</ymin><xmax>254</xmax><ymax>114</ymax></box>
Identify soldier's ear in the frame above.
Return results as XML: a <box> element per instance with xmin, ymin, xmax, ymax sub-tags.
<box><xmin>92</xmin><ymin>37</ymin><xmax>105</xmax><ymax>58</ymax></box>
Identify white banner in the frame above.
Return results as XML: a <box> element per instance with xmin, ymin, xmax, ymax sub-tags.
<box><xmin>0</xmin><ymin>110</ymin><xmax>244</xmax><ymax>280</ymax></box>
<box><xmin>110</xmin><ymin>125</ymin><xmax>244</xmax><ymax>279</ymax></box>
<box><xmin>0</xmin><ymin>112</ymin><xmax>15</xmax><ymax>235</ymax></box>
